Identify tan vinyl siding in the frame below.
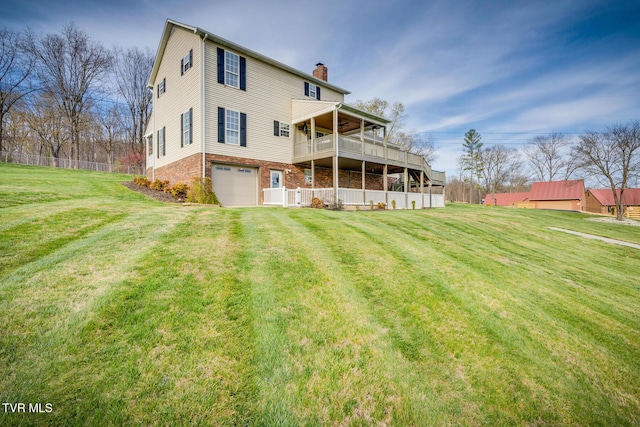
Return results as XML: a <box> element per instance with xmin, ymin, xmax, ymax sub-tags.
<box><xmin>205</xmin><ymin>41</ymin><xmax>344</xmax><ymax>164</ymax></box>
<box><xmin>151</xmin><ymin>27</ymin><xmax>201</xmax><ymax>170</ymax></box>
<box><xmin>291</xmin><ymin>100</ymin><xmax>338</xmax><ymax>121</ymax></box>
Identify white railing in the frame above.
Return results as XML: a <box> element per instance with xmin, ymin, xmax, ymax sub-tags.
<box><xmin>314</xmin><ymin>135</ymin><xmax>333</xmax><ymax>153</ymax></box>
<box><xmin>364</xmin><ymin>141</ymin><xmax>384</xmax><ymax>158</ymax></box>
<box><xmin>263</xmin><ymin>187</ymin><xmax>445</xmax><ymax>209</ymax></box>
<box><xmin>294</xmin><ymin>141</ymin><xmax>312</xmax><ymax>157</ymax></box>
<box><xmin>338</xmin><ymin>135</ymin><xmax>362</xmax><ymax>154</ymax></box>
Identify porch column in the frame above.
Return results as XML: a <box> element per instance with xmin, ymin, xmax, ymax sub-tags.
<box><xmin>383</xmin><ymin>164</ymin><xmax>388</xmax><ymax>206</ymax></box>
<box><xmin>333</xmin><ymin>108</ymin><xmax>339</xmax><ymax>202</ymax></box>
<box><xmin>311</xmin><ymin>159</ymin><xmax>315</xmax><ymax>189</ymax></box>
<box><xmin>420</xmin><ymin>170</ymin><xmax>425</xmax><ymax>209</ymax></box>
<box><xmin>404</xmin><ymin>167</ymin><xmax>409</xmax><ymax>209</ymax></box>
<box><xmin>362</xmin><ymin>161</ymin><xmax>366</xmax><ymax>205</ymax></box>
<box><xmin>311</xmin><ymin>117</ymin><xmax>316</xmax><ymax>154</ymax></box>
<box><xmin>383</xmin><ymin>126</ymin><xmax>388</xmax><ymax>160</ymax></box>
<box><xmin>360</xmin><ymin>119</ymin><xmax>365</xmax><ymax>156</ymax></box>
<box><xmin>429</xmin><ymin>183</ymin><xmax>433</xmax><ymax>209</ymax></box>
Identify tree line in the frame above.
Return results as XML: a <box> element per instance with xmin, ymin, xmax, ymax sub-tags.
<box><xmin>450</xmin><ymin>122</ymin><xmax>640</xmax><ymax>220</ymax></box>
<box><xmin>0</xmin><ymin>23</ymin><xmax>153</xmax><ymax>171</ymax></box>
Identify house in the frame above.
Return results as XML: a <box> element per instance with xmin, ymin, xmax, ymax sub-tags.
<box><xmin>585</xmin><ymin>188</ymin><xmax>640</xmax><ymax>217</ymax></box>
<box><xmin>483</xmin><ymin>180</ymin><xmax>584</xmax><ymax>211</ymax></box>
<box><xmin>528</xmin><ymin>180</ymin><xmax>585</xmax><ymax>211</ymax></box>
<box><xmin>145</xmin><ymin>19</ymin><xmax>445</xmax><ymax>207</ymax></box>
<box><xmin>483</xmin><ymin>192</ymin><xmax>530</xmax><ymax>207</ymax></box>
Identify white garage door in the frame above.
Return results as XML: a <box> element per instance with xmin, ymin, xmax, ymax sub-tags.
<box><xmin>211</xmin><ymin>164</ymin><xmax>258</xmax><ymax>206</ymax></box>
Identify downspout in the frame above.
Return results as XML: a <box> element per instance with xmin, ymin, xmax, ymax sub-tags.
<box><xmin>150</xmin><ymin>86</ymin><xmax>155</xmax><ymax>181</ymax></box>
<box><xmin>201</xmin><ymin>33</ymin><xmax>208</xmax><ymax>179</ymax></box>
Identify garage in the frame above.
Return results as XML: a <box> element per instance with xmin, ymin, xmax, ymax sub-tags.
<box><xmin>211</xmin><ymin>163</ymin><xmax>258</xmax><ymax>206</ymax></box>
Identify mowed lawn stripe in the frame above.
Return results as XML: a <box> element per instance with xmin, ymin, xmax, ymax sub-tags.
<box><xmin>1</xmin><ymin>207</ymin><xmax>260</xmax><ymax>426</ymax></box>
<box><xmin>242</xmin><ymin>208</ymin><xmax>451</xmax><ymax>426</ymax></box>
<box><xmin>290</xmin><ymin>209</ymin><xmax>639</xmax><ymax>425</ymax></box>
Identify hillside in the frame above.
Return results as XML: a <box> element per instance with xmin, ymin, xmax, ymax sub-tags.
<box><xmin>1</xmin><ymin>163</ymin><xmax>639</xmax><ymax>426</ymax></box>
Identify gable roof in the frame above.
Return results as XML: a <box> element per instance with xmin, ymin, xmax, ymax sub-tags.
<box><xmin>587</xmin><ymin>188</ymin><xmax>640</xmax><ymax>206</ymax></box>
<box><xmin>529</xmin><ymin>180</ymin><xmax>584</xmax><ymax>201</ymax></box>
<box><xmin>148</xmin><ymin>19</ymin><xmax>351</xmax><ymax>95</ymax></box>
<box><xmin>484</xmin><ymin>192</ymin><xmax>530</xmax><ymax>206</ymax></box>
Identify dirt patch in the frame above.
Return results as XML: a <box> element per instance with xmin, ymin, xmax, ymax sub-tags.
<box><xmin>121</xmin><ymin>181</ymin><xmax>182</xmax><ymax>203</ymax></box>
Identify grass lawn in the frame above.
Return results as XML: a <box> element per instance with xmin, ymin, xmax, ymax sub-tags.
<box><xmin>1</xmin><ymin>163</ymin><xmax>639</xmax><ymax>426</ymax></box>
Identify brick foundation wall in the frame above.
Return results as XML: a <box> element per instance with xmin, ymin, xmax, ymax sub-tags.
<box><xmin>152</xmin><ymin>153</ymin><xmax>203</xmax><ymax>185</ymax></box>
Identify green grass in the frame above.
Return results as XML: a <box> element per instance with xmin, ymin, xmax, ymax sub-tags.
<box><xmin>1</xmin><ymin>163</ymin><xmax>639</xmax><ymax>426</ymax></box>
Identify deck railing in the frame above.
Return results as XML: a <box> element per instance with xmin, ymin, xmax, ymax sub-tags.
<box><xmin>264</xmin><ymin>187</ymin><xmax>445</xmax><ymax>209</ymax></box>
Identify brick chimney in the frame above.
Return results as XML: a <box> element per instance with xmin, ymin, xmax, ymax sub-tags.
<box><xmin>312</xmin><ymin>63</ymin><xmax>328</xmax><ymax>81</ymax></box>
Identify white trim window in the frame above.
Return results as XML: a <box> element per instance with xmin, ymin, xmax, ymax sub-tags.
<box><xmin>279</xmin><ymin>122</ymin><xmax>290</xmax><ymax>138</ymax></box>
<box><xmin>181</xmin><ymin>108</ymin><xmax>193</xmax><ymax>146</ymax></box>
<box><xmin>226</xmin><ymin>109</ymin><xmax>240</xmax><ymax>145</ymax></box>
<box><xmin>157</xmin><ymin>127</ymin><xmax>166</xmax><ymax>158</ymax></box>
<box><xmin>308</xmin><ymin>83</ymin><xmax>317</xmax><ymax>99</ymax></box>
<box><xmin>157</xmin><ymin>78</ymin><xmax>166</xmax><ymax>98</ymax></box>
<box><xmin>225</xmin><ymin>51</ymin><xmax>239</xmax><ymax>88</ymax></box>
<box><xmin>182</xmin><ymin>49</ymin><xmax>193</xmax><ymax>75</ymax></box>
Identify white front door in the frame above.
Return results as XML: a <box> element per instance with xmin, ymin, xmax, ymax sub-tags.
<box><xmin>270</xmin><ymin>170</ymin><xmax>283</xmax><ymax>188</ymax></box>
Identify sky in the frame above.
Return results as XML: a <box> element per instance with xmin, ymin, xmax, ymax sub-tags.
<box><xmin>2</xmin><ymin>0</ymin><xmax>639</xmax><ymax>178</ymax></box>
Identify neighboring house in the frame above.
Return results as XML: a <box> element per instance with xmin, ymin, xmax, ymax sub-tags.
<box><xmin>528</xmin><ymin>180</ymin><xmax>585</xmax><ymax>211</ymax></box>
<box><xmin>483</xmin><ymin>180</ymin><xmax>585</xmax><ymax>211</ymax></box>
<box><xmin>585</xmin><ymin>188</ymin><xmax>640</xmax><ymax>217</ymax></box>
<box><xmin>146</xmin><ymin>19</ymin><xmax>445</xmax><ymax>207</ymax></box>
<box><xmin>483</xmin><ymin>192</ymin><xmax>530</xmax><ymax>207</ymax></box>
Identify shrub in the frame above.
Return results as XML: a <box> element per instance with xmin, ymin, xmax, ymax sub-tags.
<box><xmin>133</xmin><ymin>176</ymin><xmax>150</xmax><ymax>187</ymax></box>
<box><xmin>149</xmin><ymin>179</ymin><xmax>169</xmax><ymax>191</ymax></box>
<box><xmin>170</xmin><ymin>182</ymin><xmax>190</xmax><ymax>200</ymax></box>
<box><xmin>186</xmin><ymin>176</ymin><xmax>220</xmax><ymax>205</ymax></box>
<box><xmin>310</xmin><ymin>197</ymin><xmax>324</xmax><ymax>209</ymax></box>
<box><xmin>391</xmin><ymin>199</ymin><xmax>397</xmax><ymax>210</ymax></box>
<box><xmin>377</xmin><ymin>202</ymin><xmax>386</xmax><ymax>210</ymax></box>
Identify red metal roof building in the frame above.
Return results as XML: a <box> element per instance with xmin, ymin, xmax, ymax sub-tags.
<box><xmin>484</xmin><ymin>180</ymin><xmax>585</xmax><ymax>211</ymax></box>
<box><xmin>585</xmin><ymin>188</ymin><xmax>640</xmax><ymax>215</ymax></box>
<box><xmin>484</xmin><ymin>192</ymin><xmax>530</xmax><ymax>207</ymax></box>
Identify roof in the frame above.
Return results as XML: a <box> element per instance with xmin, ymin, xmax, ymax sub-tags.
<box><xmin>148</xmin><ymin>19</ymin><xmax>351</xmax><ymax>95</ymax></box>
<box><xmin>529</xmin><ymin>180</ymin><xmax>584</xmax><ymax>201</ymax></box>
<box><xmin>484</xmin><ymin>192</ymin><xmax>530</xmax><ymax>206</ymax></box>
<box><xmin>587</xmin><ymin>188</ymin><xmax>640</xmax><ymax>206</ymax></box>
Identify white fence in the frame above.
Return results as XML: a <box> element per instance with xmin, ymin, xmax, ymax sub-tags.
<box><xmin>263</xmin><ymin>187</ymin><xmax>445</xmax><ymax>209</ymax></box>
<box><xmin>0</xmin><ymin>151</ymin><xmax>144</xmax><ymax>175</ymax></box>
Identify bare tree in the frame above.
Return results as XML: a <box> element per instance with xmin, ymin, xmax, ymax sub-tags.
<box><xmin>95</xmin><ymin>104</ymin><xmax>125</xmax><ymax>171</ymax></box>
<box><xmin>479</xmin><ymin>145</ymin><xmax>523</xmax><ymax>194</ymax></box>
<box><xmin>575</xmin><ymin>121</ymin><xmax>640</xmax><ymax>220</ymax></box>
<box><xmin>523</xmin><ymin>132</ymin><xmax>577</xmax><ymax>181</ymax></box>
<box><xmin>24</xmin><ymin>92</ymin><xmax>68</xmax><ymax>166</ymax></box>
<box><xmin>112</xmin><ymin>46</ymin><xmax>153</xmax><ymax>165</ymax></box>
<box><xmin>351</xmin><ymin>97</ymin><xmax>406</xmax><ymax>143</ymax></box>
<box><xmin>0</xmin><ymin>28</ymin><xmax>36</xmax><ymax>153</ymax></box>
<box><xmin>30</xmin><ymin>23</ymin><xmax>112</xmax><ymax>168</ymax></box>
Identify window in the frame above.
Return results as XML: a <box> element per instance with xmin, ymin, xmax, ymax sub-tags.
<box><xmin>218</xmin><ymin>107</ymin><xmax>247</xmax><ymax>146</ymax></box>
<box><xmin>147</xmin><ymin>135</ymin><xmax>153</xmax><ymax>156</ymax></box>
<box><xmin>273</xmin><ymin>121</ymin><xmax>290</xmax><ymax>137</ymax></box>
<box><xmin>225</xmin><ymin>51</ymin><xmax>239</xmax><ymax>88</ymax></box>
<box><xmin>181</xmin><ymin>108</ymin><xmax>193</xmax><ymax>147</ymax></box>
<box><xmin>157</xmin><ymin>127</ymin><xmax>165</xmax><ymax>158</ymax></box>
<box><xmin>157</xmin><ymin>78</ymin><xmax>166</xmax><ymax>98</ymax></box>
<box><xmin>270</xmin><ymin>170</ymin><xmax>283</xmax><ymax>188</ymax></box>
<box><xmin>181</xmin><ymin>49</ymin><xmax>193</xmax><ymax>75</ymax></box>
<box><xmin>226</xmin><ymin>109</ymin><xmax>240</xmax><ymax>145</ymax></box>
<box><xmin>217</xmin><ymin>48</ymin><xmax>246</xmax><ymax>90</ymax></box>
<box><xmin>305</xmin><ymin>169</ymin><xmax>312</xmax><ymax>184</ymax></box>
<box><xmin>304</xmin><ymin>82</ymin><xmax>321</xmax><ymax>100</ymax></box>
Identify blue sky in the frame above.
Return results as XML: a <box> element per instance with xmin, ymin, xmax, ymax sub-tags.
<box><xmin>2</xmin><ymin>0</ymin><xmax>639</xmax><ymax>177</ymax></box>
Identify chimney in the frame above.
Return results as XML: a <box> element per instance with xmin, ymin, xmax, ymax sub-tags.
<box><xmin>313</xmin><ymin>63</ymin><xmax>328</xmax><ymax>82</ymax></box>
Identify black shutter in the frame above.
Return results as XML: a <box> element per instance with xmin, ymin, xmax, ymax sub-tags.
<box><xmin>316</xmin><ymin>87</ymin><xmax>321</xmax><ymax>100</ymax></box>
<box><xmin>157</xmin><ymin>130</ymin><xmax>160</xmax><ymax>158</ymax></box>
<box><xmin>181</xmin><ymin>58</ymin><xmax>184</xmax><ymax>76</ymax></box>
<box><xmin>162</xmin><ymin>128</ymin><xmax>166</xmax><ymax>156</ymax></box>
<box><xmin>157</xmin><ymin>84</ymin><xmax>159</xmax><ymax>98</ymax></box>
<box><xmin>189</xmin><ymin>49</ymin><xmax>193</xmax><ymax>68</ymax></box>
<box><xmin>274</xmin><ymin>120</ymin><xmax>280</xmax><ymax>136</ymax></box>
<box><xmin>218</xmin><ymin>107</ymin><xmax>225</xmax><ymax>143</ymax></box>
<box><xmin>304</xmin><ymin>82</ymin><xmax>309</xmax><ymax>96</ymax></box>
<box><xmin>180</xmin><ymin>112</ymin><xmax>184</xmax><ymax>147</ymax></box>
<box><xmin>217</xmin><ymin>48</ymin><xmax>224</xmax><ymax>84</ymax></box>
<box><xmin>240</xmin><ymin>113</ymin><xmax>247</xmax><ymax>147</ymax></box>
<box><xmin>189</xmin><ymin>108</ymin><xmax>193</xmax><ymax>144</ymax></box>
<box><xmin>163</xmin><ymin>78</ymin><xmax>166</xmax><ymax>94</ymax></box>
<box><xmin>240</xmin><ymin>56</ymin><xmax>246</xmax><ymax>91</ymax></box>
